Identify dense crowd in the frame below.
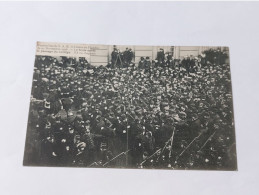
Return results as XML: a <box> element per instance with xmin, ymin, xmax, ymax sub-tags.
<box><xmin>24</xmin><ymin>48</ymin><xmax>236</xmax><ymax>170</ymax></box>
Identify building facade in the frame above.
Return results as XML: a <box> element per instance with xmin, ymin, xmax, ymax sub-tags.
<box><xmin>86</xmin><ymin>46</ymin><xmax>228</xmax><ymax>66</ymax></box>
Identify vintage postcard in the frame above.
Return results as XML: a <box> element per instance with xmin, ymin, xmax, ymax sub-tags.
<box><xmin>23</xmin><ymin>42</ymin><xmax>237</xmax><ymax>170</ymax></box>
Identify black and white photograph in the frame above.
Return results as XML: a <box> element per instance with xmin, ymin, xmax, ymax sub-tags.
<box><xmin>23</xmin><ymin>42</ymin><xmax>237</xmax><ymax>170</ymax></box>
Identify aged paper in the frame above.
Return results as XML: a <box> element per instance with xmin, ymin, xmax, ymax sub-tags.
<box><xmin>24</xmin><ymin>42</ymin><xmax>237</xmax><ymax>170</ymax></box>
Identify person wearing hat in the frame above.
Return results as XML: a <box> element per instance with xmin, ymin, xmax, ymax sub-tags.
<box><xmin>156</xmin><ymin>48</ymin><xmax>165</xmax><ymax>67</ymax></box>
<box><xmin>138</xmin><ymin>57</ymin><xmax>145</xmax><ymax>69</ymax></box>
<box><xmin>166</xmin><ymin>54</ymin><xmax>174</xmax><ymax>69</ymax></box>
<box><xmin>111</xmin><ymin>47</ymin><xmax>119</xmax><ymax>67</ymax></box>
<box><xmin>123</xmin><ymin>48</ymin><xmax>130</xmax><ymax>65</ymax></box>
<box><xmin>144</xmin><ymin>56</ymin><xmax>151</xmax><ymax>71</ymax></box>
<box><xmin>81</xmin><ymin>127</ymin><xmax>104</xmax><ymax>165</ymax></box>
<box><xmin>128</xmin><ymin>48</ymin><xmax>134</xmax><ymax>64</ymax></box>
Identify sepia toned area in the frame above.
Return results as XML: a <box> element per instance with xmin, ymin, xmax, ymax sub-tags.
<box><xmin>24</xmin><ymin>43</ymin><xmax>237</xmax><ymax>170</ymax></box>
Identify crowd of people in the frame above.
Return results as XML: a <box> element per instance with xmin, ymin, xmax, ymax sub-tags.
<box><xmin>24</xmin><ymin>47</ymin><xmax>236</xmax><ymax>170</ymax></box>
